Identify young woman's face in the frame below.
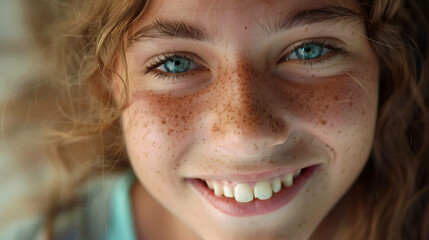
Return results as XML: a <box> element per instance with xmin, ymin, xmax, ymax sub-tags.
<box><xmin>117</xmin><ymin>0</ymin><xmax>379</xmax><ymax>239</ymax></box>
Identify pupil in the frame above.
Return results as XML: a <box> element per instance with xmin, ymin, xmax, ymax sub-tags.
<box><xmin>174</xmin><ymin>60</ymin><xmax>181</xmax><ymax>66</ymax></box>
<box><xmin>304</xmin><ymin>47</ymin><xmax>312</xmax><ymax>53</ymax></box>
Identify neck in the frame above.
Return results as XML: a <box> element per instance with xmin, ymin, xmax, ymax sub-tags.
<box><xmin>131</xmin><ymin>180</ymin><xmax>201</xmax><ymax>240</ymax></box>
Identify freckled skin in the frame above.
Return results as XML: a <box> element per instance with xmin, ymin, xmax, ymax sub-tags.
<box><xmin>118</xmin><ymin>0</ymin><xmax>379</xmax><ymax>240</ymax></box>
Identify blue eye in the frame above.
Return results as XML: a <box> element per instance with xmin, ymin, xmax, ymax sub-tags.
<box><xmin>286</xmin><ymin>43</ymin><xmax>331</xmax><ymax>60</ymax></box>
<box><xmin>161</xmin><ymin>57</ymin><xmax>191</xmax><ymax>73</ymax></box>
<box><xmin>155</xmin><ymin>56</ymin><xmax>201</xmax><ymax>74</ymax></box>
<box><xmin>295</xmin><ymin>44</ymin><xmax>323</xmax><ymax>59</ymax></box>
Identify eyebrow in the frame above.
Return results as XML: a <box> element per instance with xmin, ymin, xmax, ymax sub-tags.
<box><xmin>131</xmin><ymin>6</ymin><xmax>362</xmax><ymax>43</ymax></box>
<box><xmin>262</xmin><ymin>6</ymin><xmax>362</xmax><ymax>36</ymax></box>
<box><xmin>132</xmin><ymin>18</ymin><xmax>209</xmax><ymax>42</ymax></box>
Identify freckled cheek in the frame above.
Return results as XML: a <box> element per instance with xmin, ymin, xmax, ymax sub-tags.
<box><xmin>293</xmin><ymin>74</ymin><xmax>378</xmax><ymax>185</ymax></box>
<box><xmin>279</xmin><ymin>74</ymin><xmax>378</xmax><ymax>132</ymax></box>
<box><xmin>121</xmin><ymin>95</ymin><xmax>205</xmax><ymax>172</ymax></box>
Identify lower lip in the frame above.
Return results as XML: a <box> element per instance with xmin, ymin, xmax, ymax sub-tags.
<box><xmin>190</xmin><ymin>165</ymin><xmax>319</xmax><ymax>217</ymax></box>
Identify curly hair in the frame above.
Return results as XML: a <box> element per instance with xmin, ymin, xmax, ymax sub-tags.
<box><xmin>331</xmin><ymin>1</ymin><xmax>429</xmax><ymax>239</ymax></box>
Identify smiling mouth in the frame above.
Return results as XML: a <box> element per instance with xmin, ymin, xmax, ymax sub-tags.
<box><xmin>190</xmin><ymin>165</ymin><xmax>319</xmax><ymax>217</ymax></box>
<box><xmin>204</xmin><ymin>168</ymin><xmax>304</xmax><ymax>203</ymax></box>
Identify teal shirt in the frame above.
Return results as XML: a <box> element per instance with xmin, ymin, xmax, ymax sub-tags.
<box><xmin>0</xmin><ymin>171</ymin><xmax>138</xmax><ymax>240</ymax></box>
<box><xmin>108</xmin><ymin>171</ymin><xmax>137</xmax><ymax>240</ymax></box>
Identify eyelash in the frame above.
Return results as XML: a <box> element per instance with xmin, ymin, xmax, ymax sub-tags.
<box><xmin>144</xmin><ymin>39</ymin><xmax>346</xmax><ymax>79</ymax></box>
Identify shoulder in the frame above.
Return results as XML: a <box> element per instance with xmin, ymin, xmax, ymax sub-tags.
<box><xmin>0</xmin><ymin>173</ymin><xmax>123</xmax><ymax>240</ymax></box>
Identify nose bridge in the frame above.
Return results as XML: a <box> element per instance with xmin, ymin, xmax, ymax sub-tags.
<box><xmin>209</xmin><ymin>61</ymin><xmax>287</xmax><ymax>156</ymax></box>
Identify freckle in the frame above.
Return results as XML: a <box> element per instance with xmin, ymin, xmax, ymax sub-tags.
<box><xmin>244</xmin><ymin>26</ymin><xmax>248</xmax><ymax>30</ymax></box>
<box><xmin>312</xmin><ymin>193</ymin><xmax>316</xmax><ymax>198</ymax></box>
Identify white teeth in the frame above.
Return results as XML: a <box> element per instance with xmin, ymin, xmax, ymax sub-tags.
<box><xmin>272</xmin><ymin>177</ymin><xmax>282</xmax><ymax>193</ymax></box>
<box><xmin>282</xmin><ymin>173</ymin><xmax>294</xmax><ymax>187</ymax></box>
<box><xmin>206</xmin><ymin>180</ymin><xmax>214</xmax><ymax>190</ymax></box>
<box><xmin>234</xmin><ymin>183</ymin><xmax>254</xmax><ymax>203</ymax></box>
<box><xmin>213</xmin><ymin>182</ymin><xmax>224</xmax><ymax>197</ymax></box>
<box><xmin>205</xmin><ymin>168</ymin><xmax>304</xmax><ymax>203</ymax></box>
<box><xmin>223</xmin><ymin>185</ymin><xmax>234</xmax><ymax>198</ymax></box>
<box><xmin>293</xmin><ymin>169</ymin><xmax>302</xmax><ymax>178</ymax></box>
<box><xmin>254</xmin><ymin>181</ymin><xmax>273</xmax><ymax>200</ymax></box>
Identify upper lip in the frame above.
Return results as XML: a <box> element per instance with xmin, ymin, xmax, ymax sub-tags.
<box><xmin>189</xmin><ymin>162</ymin><xmax>320</xmax><ymax>183</ymax></box>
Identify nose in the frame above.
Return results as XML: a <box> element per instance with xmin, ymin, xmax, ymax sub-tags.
<box><xmin>208</xmin><ymin>64</ymin><xmax>288</xmax><ymax>157</ymax></box>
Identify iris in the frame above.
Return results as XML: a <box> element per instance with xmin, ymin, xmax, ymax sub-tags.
<box><xmin>163</xmin><ymin>57</ymin><xmax>191</xmax><ymax>73</ymax></box>
<box><xmin>294</xmin><ymin>44</ymin><xmax>324</xmax><ymax>59</ymax></box>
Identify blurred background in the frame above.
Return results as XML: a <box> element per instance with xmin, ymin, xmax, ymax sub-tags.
<box><xmin>0</xmin><ymin>0</ymin><xmax>38</xmax><ymax>100</ymax></box>
<box><xmin>0</xmin><ymin>0</ymin><xmax>53</xmax><ymax>230</ymax></box>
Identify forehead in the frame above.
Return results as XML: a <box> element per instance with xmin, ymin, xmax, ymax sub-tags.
<box><xmin>142</xmin><ymin>0</ymin><xmax>360</xmax><ymax>21</ymax></box>
<box><xmin>131</xmin><ymin>0</ymin><xmax>363</xmax><ymax>46</ymax></box>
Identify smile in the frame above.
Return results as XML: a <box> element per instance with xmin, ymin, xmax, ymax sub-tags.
<box><xmin>204</xmin><ymin>169</ymin><xmax>303</xmax><ymax>203</ymax></box>
<box><xmin>190</xmin><ymin>165</ymin><xmax>320</xmax><ymax>217</ymax></box>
